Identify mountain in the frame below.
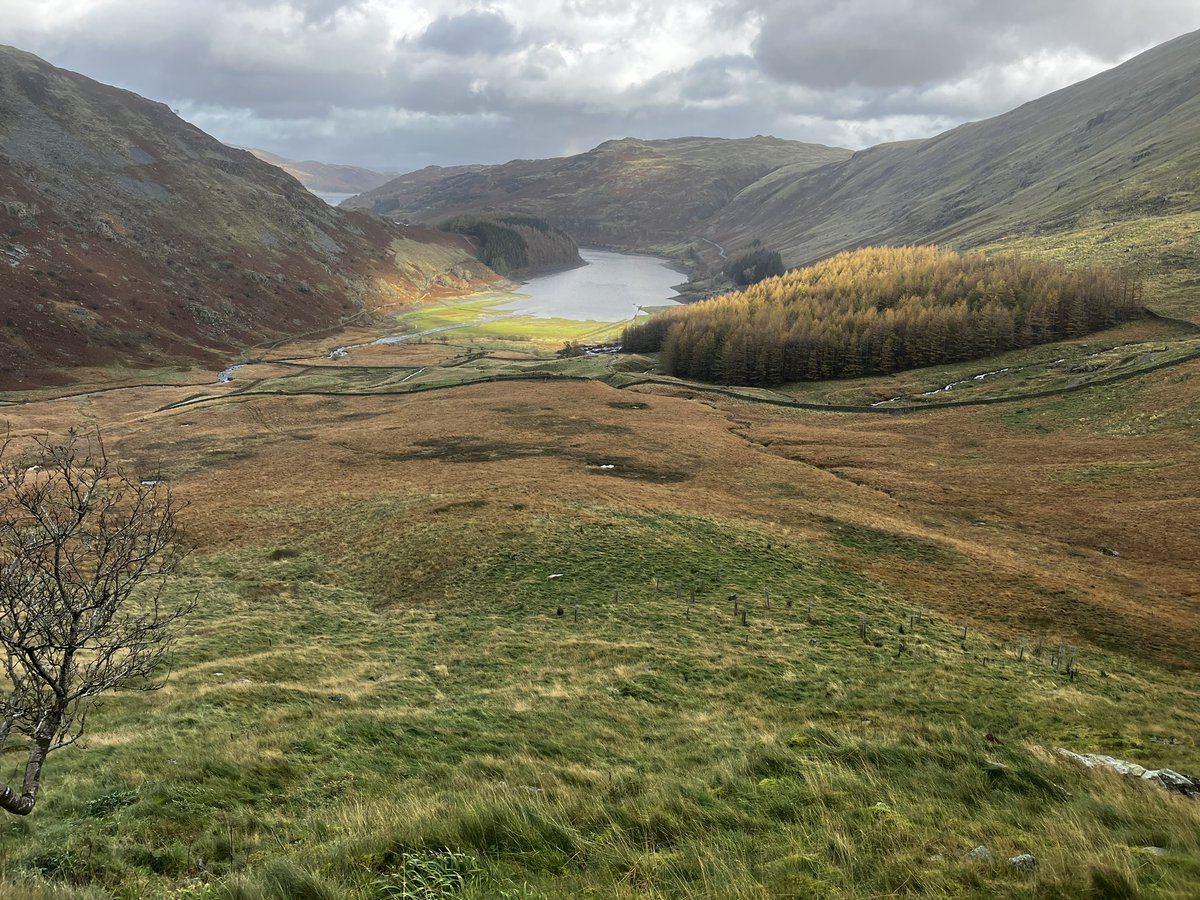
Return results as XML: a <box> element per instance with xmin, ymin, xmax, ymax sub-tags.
<box><xmin>346</xmin><ymin>136</ymin><xmax>852</xmax><ymax>249</ymax></box>
<box><xmin>708</xmin><ymin>29</ymin><xmax>1200</xmax><ymax>318</ymax></box>
<box><xmin>441</xmin><ymin>213</ymin><xmax>583</xmax><ymax>278</ymax></box>
<box><xmin>240</xmin><ymin>147</ymin><xmax>398</xmax><ymax>200</ymax></box>
<box><xmin>0</xmin><ymin>46</ymin><xmax>495</xmax><ymax>389</ymax></box>
<box><xmin>347</xmin><ymin>31</ymin><xmax>1200</xmax><ymax>319</ymax></box>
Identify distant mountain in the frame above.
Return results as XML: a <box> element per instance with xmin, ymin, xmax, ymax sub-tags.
<box><xmin>346</xmin><ymin>136</ymin><xmax>852</xmax><ymax>249</ymax></box>
<box><xmin>240</xmin><ymin>148</ymin><xmax>398</xmax><ymax>200</ymax></box>
<box><xmin>349</xmin><ymin>31</ymin><xmax>1200</xmax><ymax>320</ymax></box>
<box><xmin>707</xmin><ymin>29</ymin><xmax>1200</xmax><ymax>318</ymax></box>
<box><xmin>0</xmin><ymin>46</ymin><xmax>495</xmax><ymax>388</ymax></box>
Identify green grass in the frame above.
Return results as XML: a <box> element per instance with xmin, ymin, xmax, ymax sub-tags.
<box><xmin>983</xmin><ymin>212</ymin><xmax>1200</xmax><ymax>323</ymax></box>
<box><xmin>762</xmin><ymin>320</ymin><xmax>1200</xmax><ymax>409</ymax></box>
<box><xmin>1</xmin><ymin>506</ymin><xmax>1197</xmax><ymax>898</ymax></box>
<box><xmin>227</xmin><ymin>354</ymin><xmax>615</xmax><ymax>399</ymax></box>
<box><xmin>829</xmin><ymin>522</ymin><xmax>947</xmax><ymax>561</ymax></box>
<box><xmin>997</xmin><ymin>366</ymin><xmax>1200</xmax><ymax>438</ymax></box>
<box><xmin>390</xmin><ymin>294</ymin><xmax>631</xmax><ymax>346</ymax></box>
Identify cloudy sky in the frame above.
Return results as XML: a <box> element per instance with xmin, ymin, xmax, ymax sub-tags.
<box><xmin>4</xmin><ymin>1</ymin><xmax>1200</xmax><ymax>173</ymax></box>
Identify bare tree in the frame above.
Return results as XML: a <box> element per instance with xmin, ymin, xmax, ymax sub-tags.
<box><xmin>0</xmin><ymin>429</ymin><xmax>189</xmax><ymax>815</ymax></box>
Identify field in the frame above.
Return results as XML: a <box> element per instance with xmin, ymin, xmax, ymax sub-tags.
<box><xmin>0</xmin><ymin>307</ymin><xmax>1198</xmax><ymax>899</ymax></box>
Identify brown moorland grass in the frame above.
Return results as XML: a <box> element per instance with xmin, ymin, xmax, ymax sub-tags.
<box><xmin>4</xmin><ymin>342</ymin><xmax>1196</xmax><ymax>667</ymax></box>
<box><xmin>0</xmin><ymin>330</ymin><xmax>1197</xmax><ymax>897</ymax></box>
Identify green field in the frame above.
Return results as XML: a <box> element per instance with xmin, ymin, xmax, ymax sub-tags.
<box><xmin>2</xmin><ymin>297</ymin><xmax>1199</xmax><ymax>900</ymax></box>
<box><xmin>391</xmin><ymin>294</ymin><xmax>632</xmax><ymax>346</ymax></box>
<box><xmin>2</xmin><ymin>507</ymin><xmax>1197</xmax><ymax>899</ymax></box>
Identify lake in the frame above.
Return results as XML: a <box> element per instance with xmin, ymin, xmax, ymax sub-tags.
<box><xmin>499</xmin><ymin>248</ymin><xmax>685</xmax><ymax>322</ymax></box>
<box><xmin>314</xmin><ymin>191</ymin><xmax>358</xmax><ymax>206</ymax></box>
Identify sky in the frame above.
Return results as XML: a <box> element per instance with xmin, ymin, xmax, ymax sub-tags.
<box><xmin>4</xmin><ymin>1</ymin><xmax>1200</xmax><ymax>174</ymax></box>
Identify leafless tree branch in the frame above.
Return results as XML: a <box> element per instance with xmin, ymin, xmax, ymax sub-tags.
<box><xmin>0</xmin><ymin>429</ymin><xmax>190</xmax><ymax>815</ymax></box>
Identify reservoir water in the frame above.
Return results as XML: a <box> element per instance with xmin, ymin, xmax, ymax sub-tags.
<box><xmin>315</xmin><ymin>191</ymin><xmax>358</xmax><ymax>207</ymax></box>
<box><xmin>499</xmin><ymin>248</ymin><xmax>685</xmax><ymax>322</ymax></box>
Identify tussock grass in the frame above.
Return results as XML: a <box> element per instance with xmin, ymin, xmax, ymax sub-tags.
<box><xmin>0</xmin><ymin>507</ymin><xmax>1195</xmax><ymax>897</ymax></box>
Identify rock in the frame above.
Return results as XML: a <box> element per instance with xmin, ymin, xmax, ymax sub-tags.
<box><xmin>1094</xmin><ymin>755</ymin><xmax>1147</xmax><ymax>777</ymax></box>
<box><xmin>1058</xmin><ymin>747</ymin><xmax>1098</xmax><ymax>767</ymax></box>
<box><xmin>1147</xmin><ymin>769</ymin><xmax>1199</xmax><ymax>797</ymax></box>
<box><xmin>1057</xmin><ymin>748</ymin><xmax>1199</xmax><ymax>799</ymax></box>
<box><xmin>965</xmin><ymin>846</ymin><xmax>993</xmax><ymax>863</ymax></box>
<box><xmin>1009</xmin><ymin>854</ymin><xmax>1039</xmax><ymax>871</ymax></box>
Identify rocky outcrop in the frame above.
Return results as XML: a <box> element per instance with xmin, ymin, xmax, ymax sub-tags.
<box><xmin>1057</xmin><ymin>749</ymin><xmax>1199</xmax><ymax>798</ymax></box>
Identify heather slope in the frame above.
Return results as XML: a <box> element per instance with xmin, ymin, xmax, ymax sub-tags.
<box><xmin>0</xmin><ymin>46</ymin><xmax>495</xmax><ymax>388</ymax></box>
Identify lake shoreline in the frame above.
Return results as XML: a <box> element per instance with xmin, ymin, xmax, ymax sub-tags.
<box><xmin>499</xmin><ymin>248</ymin><xmax>685</xmax><ymax>322</ymax></box>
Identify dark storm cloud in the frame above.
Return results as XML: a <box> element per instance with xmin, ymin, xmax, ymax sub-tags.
<box><xmin>3</xmin><ymin>1</ymin><xmax>1199</xmax><ymax>172</ymax></box>
<box><xmin>418</xmin><ymin>10</ymin><xmax>519</xmax><ymax>56</ymax></box>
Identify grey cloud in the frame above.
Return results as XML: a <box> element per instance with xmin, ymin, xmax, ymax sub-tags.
<box><xmin>418</xmin><ymin>10</ymin><xmax>519</xmax><ymax>57</ymax></box>
<box><xmin>285</xmin><ymin>0</ymin><xmax>366</xmax><ymax>27</ymax></box>
<box><xmin>3</xmin><ymin>0</ymin><xmax>1199</xmax><ymax>174</ymax></box>
<box><xmin>751</xmin><ymin>0</ymin><xmax>1200</xmax><ymax>89</ymax></box>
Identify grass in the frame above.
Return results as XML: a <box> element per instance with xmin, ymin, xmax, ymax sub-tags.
<box><xmin>389</xmin><ymin>294</ymin><xmax>630</xmax><ymax>346</ymax></box>
<box><xmin>983</xmin><ymin>213</ymin><xmax>1200</xmax><ymax>323</ymax></box>
<box><xmin>0</xmin><ymin>318</ymin><xmax>1198</xmax><ymax>898</ymax></box>
<box><xmin>0</xmin><ymin>507</ymin><xmax>1196</xmax><ymax>898</ymax></box>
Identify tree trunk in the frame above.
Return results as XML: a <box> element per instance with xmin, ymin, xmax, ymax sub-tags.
<box><xmin>0</xmin><ymin>719</ymin><xmax>57</xmax><ymax>815</ymax></box>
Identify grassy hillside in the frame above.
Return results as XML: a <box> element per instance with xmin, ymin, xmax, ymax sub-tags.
<box><xmin>0</xmin><ymin>46</ymin><xmax>497</xmax><ymax>389</ymax></box>
<box><xmin>347</xmin><ymin>137</ymin><xmax>851</xmax><ymax>251</ymax></box>
<box><xmin>0</xmin><ymin>317</ymin><xmax>1197</xmax><ymax>898</ymax></box>
<box><xmin>708</xmin><ymin>30</ymin><xmax>1200</xmax><ymax>319</ymax></box>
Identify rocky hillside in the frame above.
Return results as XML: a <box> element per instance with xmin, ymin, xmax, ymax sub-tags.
<box><xmin>240</xmin><ymin>147</ymin><xmax>398</xmax><ymax>199</ymax></box>
<box><xmin>707</xmin><ymin>29</ymin><xmax>1200</xmax><ymax>318</ymax></box>
<box><xmin>346</xmin><ymin>136</ymin><xmax>851</xmax><ymax>249</ymax></box>
<box><xmin>0</xmin><ymin>46</ymin><xmax>495</xmax><ymax>389</ymax></box>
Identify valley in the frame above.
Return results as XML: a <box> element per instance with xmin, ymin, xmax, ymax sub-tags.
<box><xmin>0</xmin><ymin>300</ymin><xmax>1198</xmax><ymax>897</ymax></box>
<box><xmin>1</xmin><ymin>22</ymin><xmax>1199</xmax><ymax>900</ymax></box>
